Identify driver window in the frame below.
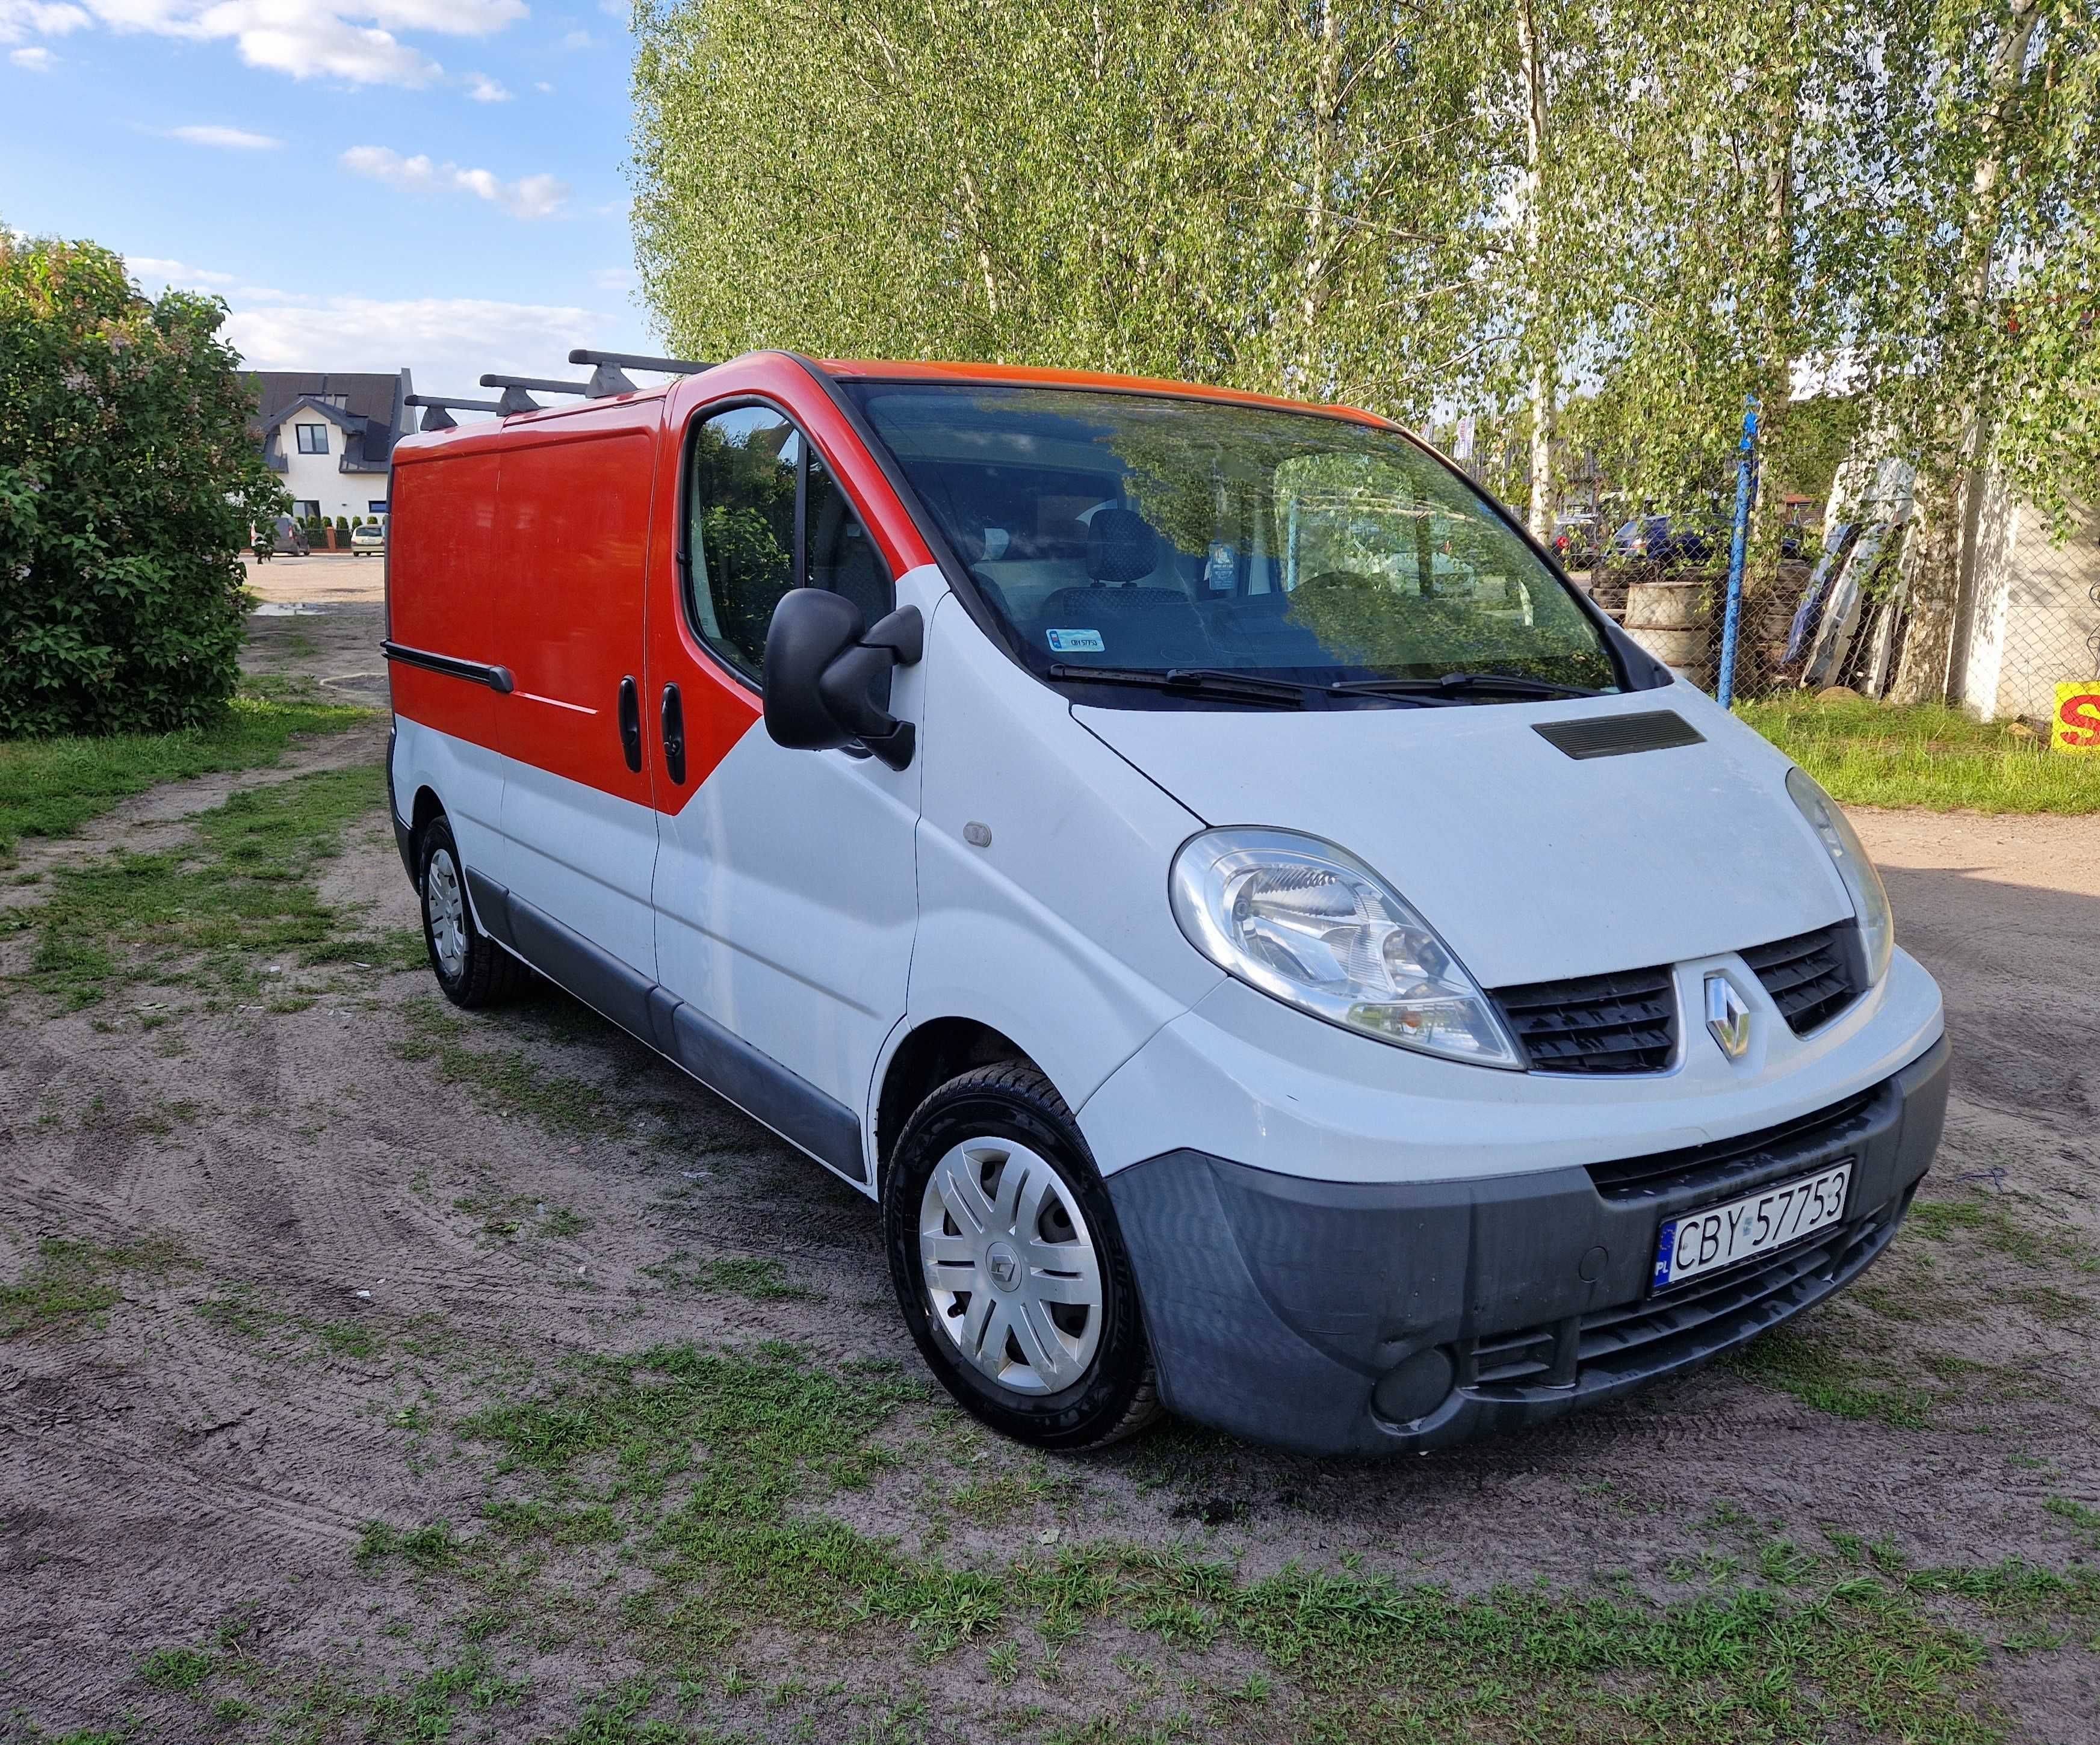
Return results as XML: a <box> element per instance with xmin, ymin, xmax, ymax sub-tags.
<box><xmin>686</xmin><ymin>406</ymin><xmax>798</xmax><ymax>681</ymax></box>
<box><xmin>684</xmin><ymin>406</ymin><xmax>892</xmax><ymax>684</ymax></box>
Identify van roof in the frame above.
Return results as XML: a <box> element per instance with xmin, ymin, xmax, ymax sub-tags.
<box><xmin>819</xmin><ymin>359</ymin><xmax>1399</xmax><ymax>429</ymax></box>
<box><xmin>394</xmin><ymin>350</ymin><xmax>1411</xmax><ymax>460</ymax></box>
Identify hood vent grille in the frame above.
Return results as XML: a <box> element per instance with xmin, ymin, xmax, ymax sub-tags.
<box><xmin>1533</xmin><ymin>711</ymin><xmax>1705</xmax><ymax>760</ymax></box>
<box><xmin>1490</xmin><ymin>964</ymin><xmax>1679</xmax><ymax>1075</ymax></box>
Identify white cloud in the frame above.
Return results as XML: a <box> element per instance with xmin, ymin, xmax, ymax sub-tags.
<box><xmin>0</xmin><ymin>4</ymin><xmax>89</xmax><ymax>44</ymax></box>
<box><xmin>223</xmin><ymin>294</ymin><xmax>602</xmax><ymax>401</ymax></box>
<box><xmin>127</xmin><ymin>253</ymin><xmax>237</xmax><ymax>288</ymax></box>
<box><xmin>598</xmin><ymin>0</ymin><xmax>627</xmax><ymax>22</ymax></box>
<box><xmin>170</xmin><ymin>123</ymin><xmax>282</xmax><ymax>149</ymax></box>
<box><xmin>532</xmin><ymin>78</ymin><xmax>550</xmax><ymax>91</ymax></box>
<box><xmin>465</xmin><ymin>69</ymin><xmax>508</xmax><ymax>100</ymax></box>
<box><xmin>10</xmin><ymin>42</ymin><xmax>55</xmax><ymax>65</ymax></box>
<box><xmin>1</xmin><ymin>2</ymin><xmax>526</xmax><ymax>87</ymax></box>
<box><xmin>342</xmin><ymin>144</ymin><xmax>569</xmax><ymax>219</ymax></box>
<box><xmin>591</xmin><ymin>267</ymin><xmax>634</xmax><ymax>291</ymax></box>
<box><xmin>559</xmin><ymin>27</ymin><xmax>589</xmax><ymax>49</ymax></box>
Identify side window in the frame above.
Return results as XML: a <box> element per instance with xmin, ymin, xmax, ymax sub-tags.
<box><xmin>805</xmin><ymin>446</ymin><xmax>893</xmax><ymax>629</ymax></box>
<box><xmin>684</xmin><ymin>406</ymin><xmax>799</xmax><ymax>681</ymax></box>
<box><xmin>684</xmin><ymin>404</ymin><xmax>894</xmax><ymax>685</ymax></box>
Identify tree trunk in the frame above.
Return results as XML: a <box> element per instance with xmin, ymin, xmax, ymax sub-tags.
<box><xmin>1296</xmin><ymin>0</ymin><xmax>1342</xmax><ymax>388</ymax></box>
<box><xmin>1886</xmin><ymin>0</ymin><xmax>2040</xmax><ymax>705</ymax></box>
<box><xmin>1516</xmin><ymin>0</ymin><xmax>1554</xmax><ymax>540</ymax></box>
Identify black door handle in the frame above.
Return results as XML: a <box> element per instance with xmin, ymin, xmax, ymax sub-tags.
<box><xmin>613</xmin><ymin>676</ymin><xmax>638</xmax><ymax>773</ymax></box>
<box><xmin>660</xmin><ymin>682</ymin><xmax>686</xmax><ymax>785</ymax></box>
<box><xmin>618</xmin><ymin>676</ymin><xmax>642</xmax><ymax>773</ymax></box>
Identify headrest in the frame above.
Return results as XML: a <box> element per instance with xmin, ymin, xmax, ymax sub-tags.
<box><xmin>1087</xmin><ymin>507</ymin><xmax>1159</xmax><ymax>585</ymax></box>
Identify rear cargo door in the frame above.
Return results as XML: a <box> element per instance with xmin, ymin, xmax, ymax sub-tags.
<box><xmin>491</xmin><ymin>410</ymin><xmax>662</xmax><ymax>993</ymax></box>
<box><xmin>644</xmin><ymin>399</ymin><xmax>923</xmax><ymax>1188</ymax></box>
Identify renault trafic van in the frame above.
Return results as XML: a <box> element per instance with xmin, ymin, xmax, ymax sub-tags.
<box><xmin>383</xmin><ymin>353</ymin><xmax>1947</xmax><ymax>1456</ymax></box>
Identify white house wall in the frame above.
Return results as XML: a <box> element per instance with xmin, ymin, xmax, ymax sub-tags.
<box><xmin>273</xmin><ymin>410</ymin><xmax>390</xmax><ymax>522</ymax></box>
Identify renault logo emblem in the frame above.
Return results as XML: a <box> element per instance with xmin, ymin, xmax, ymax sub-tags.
<box><xmin>1705</xmin><ymin>974</ymin><xmax>1752</xmax><ymax>1060</ymax></box>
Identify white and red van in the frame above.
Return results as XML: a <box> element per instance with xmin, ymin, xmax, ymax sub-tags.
<box><xmin>384</xmin><ymin>353</ymin><xmax>1947</xmax><ymax>1455</ymax></box>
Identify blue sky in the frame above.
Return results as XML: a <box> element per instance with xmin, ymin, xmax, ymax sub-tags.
<box><xmin>1</xmin><ymin>2</ymin><xmax>655</xmax><ymax>398</ymax></box>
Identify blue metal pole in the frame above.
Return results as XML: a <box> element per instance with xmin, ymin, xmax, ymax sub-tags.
<box><xmin>1717</xmin><ymin>395</ymin><xmax>1759</xmax><ymax>708</ymax></box>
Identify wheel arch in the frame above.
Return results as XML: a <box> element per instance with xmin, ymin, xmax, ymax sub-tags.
<box><xmin>875</xmin><ymin>1016</ymin><xmax>1041</xmax><ymax>1182</ymax></box>
<box><xmin>404</xmin><ymin>784</ymin><xmax>447</xmax><ymax>880</ymax></box>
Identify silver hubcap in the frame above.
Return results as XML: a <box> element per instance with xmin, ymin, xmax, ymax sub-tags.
<box><xmin>426</xmin><ymin>847</ymin><xmax>466</xmax><ymax>980</ymax></box>
<box><xmin>919</xmin><ymin>1137</ymin><xmax>1103</xmax><ymax>1395</ymax></box>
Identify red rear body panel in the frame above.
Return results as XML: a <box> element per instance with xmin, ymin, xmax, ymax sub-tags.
<box><xmin>386</xmin><ymin>352</ymin><xmax>1377</xmax><ymax>809</ymax></box>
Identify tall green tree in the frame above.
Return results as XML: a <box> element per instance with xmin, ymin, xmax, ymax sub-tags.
<box><xmin>1844</xmin><ymin>0</ymin><xmax>2098</xmax><ymax>703</ymax></box>
<box><xmin>633</xmin><ymin>0</ymin><xmax>1496</xmax><ymax>424</ymax></box>
<box><xmin>631</xmin><ymin>0</ymin><xmax>2098</xmax><ymax>710</ymax></box>
<box><xmin>0</xmin><ymin>233</ymin><xmax>285</xmax><ymax>736</ymax></box>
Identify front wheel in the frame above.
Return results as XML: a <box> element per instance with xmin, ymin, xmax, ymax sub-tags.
<box><xmin>885</xmin><ymin>1063</ymin><xmax>1159</xmax><ymax>1451</ymax></box>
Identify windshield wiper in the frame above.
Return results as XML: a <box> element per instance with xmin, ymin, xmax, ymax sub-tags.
<box><xmin>1046</xmin><ymin>664</ymin><xmax>1310</xmax><ymax>708</ymax></box>
<box><xmin>1325</xmin><ymin>672</ymin><xmax>1606</xmax><ymax>701</ymax></box>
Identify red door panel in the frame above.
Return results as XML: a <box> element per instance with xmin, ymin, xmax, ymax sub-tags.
<box><xmin>495</xmin><ymin>419</ymin><xmax>660</xmax><ymax>804</ymax></box>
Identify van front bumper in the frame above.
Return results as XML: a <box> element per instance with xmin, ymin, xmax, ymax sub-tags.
<box><xmin>1104</xmin><ymin>1034</ymin><xmax>1948</xmax><ymax>1456</ymax></box>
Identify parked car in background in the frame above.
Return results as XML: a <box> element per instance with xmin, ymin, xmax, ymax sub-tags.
<box><xmin>1609</xmin><ymin>514</ymin><xmax>1724</xmax><ymax>567</ymax></box>
<box><xmin>257</xmin><ymin>514</ymin><xmax>309</xmax><ymax>559</ymax></box>
<box><xmin>351</xmin><ymin>521</ymin><xmax>387</xmax><ymax>557</ymax></box>
<box><xmin>1552</xmin><ymin>513</ymin><xmax>1599</xmax><ymax>569</ymax></box>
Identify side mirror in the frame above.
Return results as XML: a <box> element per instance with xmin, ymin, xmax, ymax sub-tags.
<box><xmin>762</xmin><ymin>589</ymin><xmax>925</xmax><ymax>770</ymax></box>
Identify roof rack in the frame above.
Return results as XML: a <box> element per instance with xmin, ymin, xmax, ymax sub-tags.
<box><xmin>569</xmin><ymin>348</ymin><xmax>713</xmax><ymax>399</ymax></box>
<box><xmin>479</xmin><ymin>373</ymin><xmax>597</xmax><ymax>416</ymax></box>
<box><xmin>404</xmin><ymin>392</ymin><xmax>503</xmax><ymax>432</ymax></box>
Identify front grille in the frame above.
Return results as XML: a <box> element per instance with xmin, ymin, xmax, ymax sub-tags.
<box><xmin>1582</xmin><ymin>1084</ymin><xmax>1882</xmax><ymax>1202</ymax></box>
<box><xmin>1490</xmin><ymin>965</ymin><xmax>1677</xmax><ymax>1075</ymax></box>
<box><xmin>1742</xmin><ymin>924</ymin><xmax>1860</xmax><ymax>1034</ymax></box>
<box><xmin>1465</xmin><ymin>1203</ymin><xmax>1895</xmax><ymax>1400</ymax></box>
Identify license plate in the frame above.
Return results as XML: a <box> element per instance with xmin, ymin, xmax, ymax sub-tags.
<box><xmin>1652</xmin><ymin>1161</ymin><xmax>1853</xmax><ymax>1291</ymax></box>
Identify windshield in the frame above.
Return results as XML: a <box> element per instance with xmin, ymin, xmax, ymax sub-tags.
<box><xmin>847</xmin><ymin>383</ymin><xmax>1618</xmax><ymax>700</ymax></box>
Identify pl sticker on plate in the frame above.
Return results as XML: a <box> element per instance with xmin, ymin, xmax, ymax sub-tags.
<box><xmin>1045</xmin><ymin>628</ymin><xmax>1105</xmax><ymax>653</ymax></box>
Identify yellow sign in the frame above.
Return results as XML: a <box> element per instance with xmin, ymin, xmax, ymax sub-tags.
<box><xmin>2054</xmin><ymin>682</ymin><xmax>2100</xmax><ymax>753</ymax></box>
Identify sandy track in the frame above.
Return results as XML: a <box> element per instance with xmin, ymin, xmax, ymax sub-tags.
<box><xmin>2</xmin><ymin>627</ymin><xmax>2096</xmax><ymax>1738</ymax></box>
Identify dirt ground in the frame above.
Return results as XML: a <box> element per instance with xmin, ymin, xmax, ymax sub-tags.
<box><xmin>2</xmin><ymin>601</ymin><xmax>2095</xmax><ymax>1743</ymax></box>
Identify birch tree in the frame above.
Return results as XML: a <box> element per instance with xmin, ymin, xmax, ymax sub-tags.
<box><xmin>632</xmin><ymin>1</ymin><xmax>1494</xmax><ymax>424</ymax></box>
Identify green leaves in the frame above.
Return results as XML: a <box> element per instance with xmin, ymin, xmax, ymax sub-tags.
<box><xmin>628</xmin><ymin>0</ymin><xmax>2096</xmax><ymax>643</ymax></box>
<box><xmin>0</xmin><ymin>232</ymin><xmax>288</xmax><ymax>737</ymax></box>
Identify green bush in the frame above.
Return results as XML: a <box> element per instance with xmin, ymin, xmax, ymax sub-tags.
<box><xmin>0</xmin><ymin>232</ymin><xmax>285</xmax><ymax>737</ymax></box>
<box><xmin>335</xmin><ymin>514</ymin><xmax>348</xmax><ymax>530</ymax></box>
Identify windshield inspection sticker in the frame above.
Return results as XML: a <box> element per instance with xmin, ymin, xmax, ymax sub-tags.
<box><xmin>1045</xmin><ymin>628</ymin><xmax>1106</xmax><ymax>653</ymax></box>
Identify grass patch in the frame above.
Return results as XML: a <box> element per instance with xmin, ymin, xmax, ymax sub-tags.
<box><xmin>344</xmin><ymin>1341</ymin><xmax>2100</xmax><ymax>1743</ymax></box>
<box><xmin>2043</xmin><ymin>1496</ymin><xmax>2100</xmax><ymax>1550</ymax></box>
<box><xmin>1909</xmin><ymin>1194</ymin><xmax>2100</xmax><ymax>1274</ymax></box>
<box><xmin>0</xmin><ymin>690</ymin><xmax>371</xmax><ymax>861</ymax></box>
<box><xmin>17</xmin><ymin>764</ymin><xmax>385</xmax><ymax>1007</ymax></box>
<box><xmin>449</xmin><ymin>1189</ymin><xmax>594</xmax><ymax>1241</ymax></box>
<box><xmin>641</xmin><ymin>1250</ymin><xmax>819</xmax><ymax>1302</ymax></box>
<box><xmin>390</xmin><ymin>1002</ymin><xmax>619</xmax><ymax>1140</ymax></box>
<box><xmin>389</xmin><ymin>999</ymin><xmax>707</xmax><ymax>1149</ymax></box>
<box><xmin>1738</xmin><ymin>695</ymin><xmax>2100</xmax><ymax>813</ymax></box>
<box><xmin>1726</xmin><ymin>1324</ymin><xmax>1936</xmax><ymax>1428</ymax></box>
<box><xmin>1</xmin><ymin>1235</ymin><xmax>180</xmax><ymax>1339</ymax></box>
<box><xmin>126</xmin><ymin>1638</ymin><xmax>529</xmax><ymax>1741</ymax></box>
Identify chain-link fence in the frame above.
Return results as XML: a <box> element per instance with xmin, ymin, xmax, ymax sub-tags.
<box><xmin>1569</xmin><ymin>478</ymin><xmax>2100</xmax><ymax>725</ymax></box>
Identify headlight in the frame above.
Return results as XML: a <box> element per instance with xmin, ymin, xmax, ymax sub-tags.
<box><xmin>1169</xmin><ymin>827</ymin><xmax>1523</xmax><ymax>1069</ymax></box>
<box><xmin>1785</xmin><ymin>768</ymin><xmax>1894</xmax><ymax>984</ymax></box>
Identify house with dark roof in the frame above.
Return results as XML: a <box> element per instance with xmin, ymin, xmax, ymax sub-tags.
<box><xmin>246</xmin><ymin>370</ymin><xmax>415</xmax><ymax>523</ymax></box>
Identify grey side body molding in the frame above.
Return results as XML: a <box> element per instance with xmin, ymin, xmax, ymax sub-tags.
<box><xmin>457</xmin><ymin>865</ymin><xmax>867</xmax><ymax>1185</ymax></box>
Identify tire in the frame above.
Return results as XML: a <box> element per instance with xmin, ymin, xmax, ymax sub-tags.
<box><xmin>885</xmin><ymin>1062</ymin><xmax>1159</xmax><ymax>1451</ymax></box>
<box><xmin>417</xmin><ymin>815</ymin><xmax>533</xmax><ymax>1008</ymax></box>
